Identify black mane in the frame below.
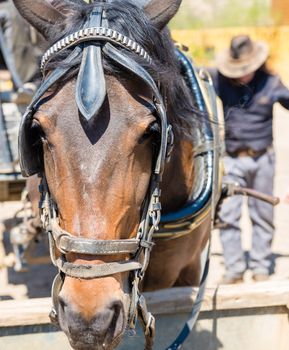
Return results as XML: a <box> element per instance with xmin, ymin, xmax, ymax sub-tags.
<box><xmin>46</xmin><ymin>0</ymin><xmax>199</xmax><ymax>139</ymax></box>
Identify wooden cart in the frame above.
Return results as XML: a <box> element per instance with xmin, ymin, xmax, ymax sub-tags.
<box><xmin>0</xmin><ymin>97</ymin><xmax>27</xmax><ymax>202</ymax></box>
<box><xmin>0</xmin><ymin>177</ymin><xmax>25</xmax><ymax>202</ymax></box>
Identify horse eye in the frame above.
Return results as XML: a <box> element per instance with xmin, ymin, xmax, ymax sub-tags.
<box><xmin>31</xmin><ymin>120</ymin><xmax>46</xmax><ymax>141</ymax></box>
<box><xmin>139</xmin><ymin>122</ymin><xmax>160</xmax><ymax>144</ymax></box>
<box><xmin>149</xmin><ymin>122</ymin><xmax>160</xmax><ymax>134</ymax></box>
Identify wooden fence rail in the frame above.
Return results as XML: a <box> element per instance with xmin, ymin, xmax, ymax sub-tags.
<box><xmin>1</xmin><ymin>280</ymin><xmax>289</xmax><ymax>349</ymax></box>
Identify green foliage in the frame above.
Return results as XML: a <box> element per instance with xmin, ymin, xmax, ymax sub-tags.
<box><xmin>170</xmin><ymin>0</ymin><xmax>272</xmax><ymax>29</ymax></box>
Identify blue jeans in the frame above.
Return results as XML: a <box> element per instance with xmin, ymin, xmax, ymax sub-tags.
<box><xmin>219</xmin><ymin>150</ymin><xmax>275</xmax><ymax>277</ymax></box>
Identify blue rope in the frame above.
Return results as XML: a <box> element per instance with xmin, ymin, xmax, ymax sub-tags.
<box><xmin>165</xmin><ymin>250</ymin><xmax>210</xmax><ymax>349</ymax></box>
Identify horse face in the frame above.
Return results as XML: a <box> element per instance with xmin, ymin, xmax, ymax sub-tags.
<box><xmin>14</xmin><ymin>0</ymin><xmax>183</xmax><ymax>348</ymax></box>
<box><xmin>34</xmin><ymin>76</ymin><xmax>156</xmax><ymax>349</ymax></box>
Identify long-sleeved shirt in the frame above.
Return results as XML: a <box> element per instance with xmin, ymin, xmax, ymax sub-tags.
<box><xmin>209</xmin><ymin>68</ymin><xmax>289</xmax><ymax>153</ymax></box>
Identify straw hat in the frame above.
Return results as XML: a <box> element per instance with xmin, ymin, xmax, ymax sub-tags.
<box><xmin>216</xmin><ymin>35</ymin><xmax>269</xmax><ymax>79</ymax></box>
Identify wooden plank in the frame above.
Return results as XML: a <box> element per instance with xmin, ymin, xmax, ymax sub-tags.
<box><xmin>148</xmin><ymin>280</ymin><xmax>289</xmax><ymax>314</ymax></box>
<box><xmin>1</xmin><ymin>280</ymin><xmax>289</xmax><ymax>327</ymax></box>
<box><xmin>0</xmin><ymin>180</ymin><xmax>25</xmax><ymax>201</ymax></box>
<box><xmin>207</xmin><ymin>280</ymin><xmax>289</xmax><ymax>310</ymax></box>
<box><xmin>0</xmin><ymin>298</ymin><xmax>51</xmax><ymax>327</ymax></box>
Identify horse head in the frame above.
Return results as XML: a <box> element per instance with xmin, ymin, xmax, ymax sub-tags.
<box><xmin>14</xmin><ymin>0</ymin><xmax>186</xmax><ymax>349</ymax></box>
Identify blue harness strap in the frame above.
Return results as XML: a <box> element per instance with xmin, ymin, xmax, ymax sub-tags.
<box><xmin>165</xmin><ymin>241</ymin><xmax>211</xmax><ymax>350</ymax></box>
<box><xmin>160</xmin><ymin>49</ymin><xmax>214</xmax><ymax>226</ymax></box>
<box><xmin>164</xmin><ymin>49</ymin><xmax>220</xmax><ymax>349</ymax></box>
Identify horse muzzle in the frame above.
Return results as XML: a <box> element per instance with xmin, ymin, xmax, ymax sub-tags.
<box><xmin>57</xmin><ymin>292</ymin><xmax>126</xmax><ymax>350</ymax></box>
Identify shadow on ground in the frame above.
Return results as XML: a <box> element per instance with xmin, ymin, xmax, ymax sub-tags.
<box><xmin>1</xmin><ymin>227</ymin><xmax>56</xmax><ymax>299</ymax></box>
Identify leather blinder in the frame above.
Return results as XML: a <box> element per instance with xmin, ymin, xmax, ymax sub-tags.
<box><xmin>18</xmin><ymin>108</ymin><xmax>42</xmax><ymax>177</ymax></box>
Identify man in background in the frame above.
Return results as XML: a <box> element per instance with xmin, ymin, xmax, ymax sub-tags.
<box><xmin>209</xmin><ymin>35</ymin><xmax>289</xmax><ymax>283</ymax></box>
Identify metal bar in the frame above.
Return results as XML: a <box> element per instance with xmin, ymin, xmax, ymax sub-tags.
<box><xmin>233</xmin><ymin>186</ymin><xmax>280</xmax><ymax>206</ymax></box>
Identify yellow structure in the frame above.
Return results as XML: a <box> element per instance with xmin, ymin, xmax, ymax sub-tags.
<box><xmin>272</xmin><ymin>0</ymin><xmax>289</xmax><ymax>25</ymax></box>
<box><xmin>172</xmin><ymin>26</ymin><xmax>289</xmax><ymax>82</ymax></box>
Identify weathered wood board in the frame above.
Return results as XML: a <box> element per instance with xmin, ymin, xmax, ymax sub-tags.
<box><xmin>1</xmin><ymin>280</ymin><xmax>289</xmax><ymax>349</ymax></box>
<box><xmin>0</xmin><ymin>179</ymin><xmax>25</xmax><ymax>201</ymax></box>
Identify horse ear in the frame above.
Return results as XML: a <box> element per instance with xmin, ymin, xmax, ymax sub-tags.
<box><xmin>144</xmin><ymin>0</ymin><xmax>182</xmax><ymax>30</ymax></box>
<box><xmin>12</xmin><ymin>0</ymin><xmax>79</xmax><ymax>40</ymax></box>
<box><xmin>50</xmin><ymin>0</ymin><xmax>86</xmax><ymax>15</ymax></box>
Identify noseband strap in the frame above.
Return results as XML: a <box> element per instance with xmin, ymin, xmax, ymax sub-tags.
<box><xmin>56</xmin><ymin>256</ymin><xmax>142</xmax><ymax>279</ymax></box>
<box><xmin>51</xmin><ymin>227</ymin><xmax>141</xmax><ymax>255</ymax></box>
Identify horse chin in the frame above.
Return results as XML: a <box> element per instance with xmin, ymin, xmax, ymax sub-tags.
<box><xmin>58</xmin><ymin>304</ymin><xmax>127</xmax><ymax>350</ymax></box>
<box><xmin>67</xmin><ymin>331</ymin><xmax>125</xmax><ymax>350</ymax></box>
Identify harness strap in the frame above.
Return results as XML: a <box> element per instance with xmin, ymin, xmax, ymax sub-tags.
<box><xmin>102</xmin><ymin>43</ymin><xmax>168</xmax><ymax>175</ymax></box>
<box><xmin>159</xmin><ymin>50</ymin><xmax>215</xmax><ymax>226</ymax></box>
<box><xmin>56</xmin><ymin>256</ymin><xmax>142</xmax><ymax>279</ymax></box>
<box><xmin>30</xmin><ymin>47</ymin><xmax>82</xmax><ymax>109</ymax></box>
<box><xmin>165</xmin><ymin>240</ymin><xmax>210</xmax><ymax>350</ymax></box>
<box><xmin>55</xmin><ymin>236</ymin><xmax>140</xmax><ymax>255</ymax></box>
<box><xmin>165</xmin><ymin>54</ymin><xmax>221</xmax><ymax>350</ymax></box>
<box><xmin>46</xmin><ymin>216</ymin><xmax>144</xmax><ymax>280</ymax></box>
<box><xmin>193</xmin><ymin>140</ymin><xmax>216</xmax><ymax>157</ymax></box>
<box><xmin>50</xmin><ymin>220</ymin><xmax>141</xmax><ymax>255</ymax></box>
<box><xmin>41</xmin><ymin>26</ymin><xmax>151</xmax><ymax>73</ymax></box>
<box><xmin>137</xmin><ymin>294</ymin><xmax>156</xmax><ymax>350</ymax></box>
<box><xmin>49</xmin><ymin>273</ymin><xmax>64</xmax><ymax>325</ymax></box>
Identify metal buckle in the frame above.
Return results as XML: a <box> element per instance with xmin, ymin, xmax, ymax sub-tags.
<box><xmin>49</xmin><ymin>273</ymin><xmax>64</xmax><ymax>325</ymax></box>
<box><xmin>137</xmin><ymin>294</ymin><xmax>155</xmax><ymax>349</ymax></box>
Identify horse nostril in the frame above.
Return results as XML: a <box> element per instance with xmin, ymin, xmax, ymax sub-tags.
<box><xmin>109</xmin><ymin>300</ymin><xmax>122</xmax><ymax>314</ymax></box>
<box><xmin>107</xmin><ymin>301</ymin><xmax>124</xmax><ymax>338</ymax></box>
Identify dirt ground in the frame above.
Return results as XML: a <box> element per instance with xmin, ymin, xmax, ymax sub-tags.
<box><xmin>0</xmin><ymin>106</ymin><xmax>289</xmax><ymax>300</ymax></box>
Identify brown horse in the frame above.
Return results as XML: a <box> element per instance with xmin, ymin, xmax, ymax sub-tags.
<box><xmin>14</xmin><ymin>0</ymin><xmax>215</xmax><ymax>349</ymax></box>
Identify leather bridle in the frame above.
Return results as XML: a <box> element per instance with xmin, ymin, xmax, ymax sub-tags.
<box><xmin>18</xmin><ymin>4</ymin><xmax>174</xmax><ymax>349</ymax></box>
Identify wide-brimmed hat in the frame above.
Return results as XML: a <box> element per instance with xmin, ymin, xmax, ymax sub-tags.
<box><xmin>216</xmin><ymin>35</ymin><xmax>269</xmax><ymax>79</ymax></box>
